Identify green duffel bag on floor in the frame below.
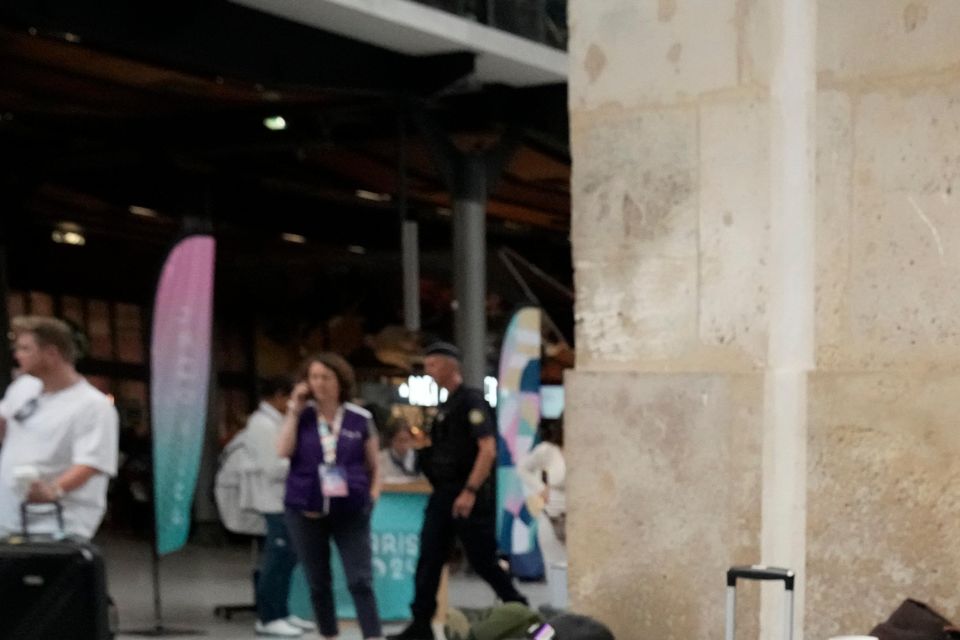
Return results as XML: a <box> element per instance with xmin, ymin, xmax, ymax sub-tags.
<box><xmin>445</xmin><ymin>602</ymin><xmax>543</xmax><ymax>640</ymax></box>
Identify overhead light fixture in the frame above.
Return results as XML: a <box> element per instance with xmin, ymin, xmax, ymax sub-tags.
<box><xmin>436</xmin><ymin>206</ymin><xmax>453</xmax><ymax>217</ymax></box>
<box><xmin>355</xmin><ymin>189</ymin><xmax>391</xmax><ymax>203</ymax></box>
<box><xmin>128</xmin><ymin>205</ymin><xmax>158</xmax><ymax>218</ymax></box>
<box><xmin>281</xmin><ymin>233</ymin><xmax>307</xmax><ymax>244</ymax></box>
<box><xmin>263</xmin><ymin>115</ymin><xmax>287</xmax><ymax>131</ymax></box>
<box><xmin>52</xmin><ymin>222</ymin><xmax>86</xmax><ymax>246</ymax></box>
<box><xmin>347</xmin><ymin>245</ymin><xmax>367</xmax><ymax>255</ymax></box>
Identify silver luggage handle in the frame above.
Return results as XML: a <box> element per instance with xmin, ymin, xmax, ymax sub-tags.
<box><xmin>727</xmin><ymin>565</ymin><xmax>795</xmax><ymax>589</ymax></box>
<box><xmin>20</xmin><ymin>501</ymin><xmax>66</xmax><ymax>539</ymax></box>
<box><xmin>725</xmin><ymin>565</ymin><xmax>796</xmax><ymax>640</ymax></box>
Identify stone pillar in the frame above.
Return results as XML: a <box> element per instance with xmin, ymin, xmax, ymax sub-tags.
<box><xmin>567</xmin><ymin>2</ymin><xmax>960</xmax><ymax>639</ymax></box>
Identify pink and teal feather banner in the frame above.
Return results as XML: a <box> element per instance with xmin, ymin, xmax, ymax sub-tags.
<box><xmin>496</xmin><ymin>306</ymin><xmax>543</xmax><ymax>579</ymax></box>
<box><xmin>150</xmin><ymin>235</ymin><xmax>216</xmax><ymax>555</ymax></box>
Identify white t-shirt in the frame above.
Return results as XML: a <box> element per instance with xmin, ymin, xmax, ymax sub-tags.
<box><xmin>0</xmin><ymin>374</ymin><xmax>43</xmax><ymax>422</ymax></box>
<box><xmin>518</xmin><ymin>442</ymin><xmax>566</xmax><ymax>518</ymax></box>
<box><xmin>0</xmin><ymin>378</ymin><xmax>119</xmax><ymax>539</ymax></box>
<box><xmin>240</xmin><ymin>401</ymin><xmax>289</xmax><ymax>514</ymax></box>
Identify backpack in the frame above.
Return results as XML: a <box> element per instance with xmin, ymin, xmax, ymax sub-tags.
<box><xmin>214</xmin><ymin>432</ymin><xmax>266</xmax><ymax>536</ymax></box>
<box><xmin>871</xmin><ymin>599</ymin><xmax>960</xmax><ymax>640</ymax></box>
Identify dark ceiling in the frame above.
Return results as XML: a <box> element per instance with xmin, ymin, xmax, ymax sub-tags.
<box><xmin>0</xmin><ymin>0</ymin><xmax>573</xmax><ymax>346</ymax></box>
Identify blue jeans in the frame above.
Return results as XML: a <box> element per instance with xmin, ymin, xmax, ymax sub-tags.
<box><xmin>257</xmin><ymin>513</ymin><xmax>298</xmax><ymax>623</ymax></box>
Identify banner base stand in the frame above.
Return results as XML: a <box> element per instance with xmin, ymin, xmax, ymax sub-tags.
<box><xmin>121</xmin><ymin>626</ymin><xmax>206</xmax><ymax>637</ymax></box>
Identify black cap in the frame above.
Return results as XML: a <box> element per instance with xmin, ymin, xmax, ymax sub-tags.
<box><xmin>424</xmin><ymin>341</ymin><xmax>461</xmax><ymax>360</ymax></box>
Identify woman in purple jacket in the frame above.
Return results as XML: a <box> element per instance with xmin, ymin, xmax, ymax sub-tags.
<box><xmin>277</xmin><ymin>352</ymin><xmax>383</xmax><ymax>640</ymax></box>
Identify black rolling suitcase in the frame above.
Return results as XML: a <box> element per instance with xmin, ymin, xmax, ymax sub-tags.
<box><xmin>0</xmin><ymin>503</ymin><xmax>112</xmax><ymax>640</ymax></box>
<box><xmin>726</xmin><ymin>565</ymin><xmax>796</xmax><ymax>640</ymax></box>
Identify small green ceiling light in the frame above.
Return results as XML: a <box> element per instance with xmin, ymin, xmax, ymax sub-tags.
<box><xmin>263</xmin><ymin>115</ymin><xmax>287</xmax><ymax>131</ymax></box>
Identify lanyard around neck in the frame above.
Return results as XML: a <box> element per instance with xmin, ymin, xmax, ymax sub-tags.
<box><xmin>318</xmin><ymin>414</ymin><xmax>338</xmax><ymax>465</ymax></box>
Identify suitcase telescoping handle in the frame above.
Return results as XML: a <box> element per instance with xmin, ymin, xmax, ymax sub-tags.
<box><xmin>725</xmin><ymin>565</ymin><xmax>795</xmax><ymax>640</ymax></box>
<box><xmin>20</xmin><ymin>501</ymin><xmax>65</xmax><ymax>539</ymax></box>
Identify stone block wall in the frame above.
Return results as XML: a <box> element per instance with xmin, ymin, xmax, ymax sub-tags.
<box><xmin>568</xmin><ymin>1</ymin><xmax>960</xmax><ymax>638</ymax></box>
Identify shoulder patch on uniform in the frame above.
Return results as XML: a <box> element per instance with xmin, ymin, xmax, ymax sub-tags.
<box><xmin>468</xmin><ymin>408</ymin><xmax>486</xmax><ymax>425</ymax></box>
<box><xmin>343</xmin><ymin>402</ymin><xmax>372</xmax><ymax>419</ymax></box>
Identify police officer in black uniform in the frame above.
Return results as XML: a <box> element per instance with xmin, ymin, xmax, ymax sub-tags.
<box><xmin>389</xmin><ymin>342</ymin><xmax>527</xmax><ymax>640</ymax></box>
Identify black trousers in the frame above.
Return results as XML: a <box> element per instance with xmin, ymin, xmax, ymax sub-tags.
<box><xmin>410</xmin><ymin>485</ymin><xmax>525</xmax><ymax>621</ymax></box>
<box><xmin>285</xmin><ymin>508</ymin><xmax>382</xmax><ymax>639</ymax></box>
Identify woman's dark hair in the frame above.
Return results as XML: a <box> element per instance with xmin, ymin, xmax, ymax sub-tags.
<box><xmin>538</xmin><ymin>416</ymin><xmax>564</xmax><ymax>447</ymax></box>
<box><xmin>299</xmin><ymin>352</ymin><xmax>355</xmax><ymax>404</ymax></box>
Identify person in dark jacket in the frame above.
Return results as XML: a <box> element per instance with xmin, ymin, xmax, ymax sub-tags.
<box><xmin>389</xmin><ymin>342</ymin><xmax>526</xmax><ymax>640</ymax></box>
<box><xmin>277</xmin><ymin>352</ymin><xmax>383</xmax><ymax>640</ymax></box>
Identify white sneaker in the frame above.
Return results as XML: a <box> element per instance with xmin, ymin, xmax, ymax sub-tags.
<box><xmin>256</xmin><ymin>619</ymin><xmax>304</xmax><ymax>637</ymax></box>
<box><xmin>286</xmin><ymin>615</ymin><xmax>317</xmax><ymax>631</ymax></box>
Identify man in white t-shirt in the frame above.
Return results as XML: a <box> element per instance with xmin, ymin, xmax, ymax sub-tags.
<box><xmin>0</xmin><ymin>316</ymin><xmax>119</xmax><ymax>539</ymax></box>
<box><xmin>240</xmin><ymin>375</ymin><xmax>316</xmax><ymax>638</ymax></box>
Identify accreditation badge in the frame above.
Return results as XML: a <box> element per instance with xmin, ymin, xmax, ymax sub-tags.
<box><xmin>319</xmin><ymin>464</ymin><xmax>349</xmax><ymax>497</ymax></box>
<box><xmin>468</xmin><ymin>408</ymin><xmax>486</xmax><ymax>426</ymax></box>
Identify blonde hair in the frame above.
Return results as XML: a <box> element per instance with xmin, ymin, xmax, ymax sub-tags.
<box><xmin>11</xmin><ymin>315</ymin><xmax>79</xmax><ymax>363</ymax></box>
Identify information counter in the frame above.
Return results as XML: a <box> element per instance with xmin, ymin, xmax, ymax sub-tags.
<box><xmin>288</xmin><ymin>480</ymin><xmax>432</xmax><ymax>622</ymax></box>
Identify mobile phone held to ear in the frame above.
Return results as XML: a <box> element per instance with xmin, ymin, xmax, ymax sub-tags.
<box><xmin>295</xmin><ymin>382</ymin><xmax>311</xmax><ymax>403</ymax></box>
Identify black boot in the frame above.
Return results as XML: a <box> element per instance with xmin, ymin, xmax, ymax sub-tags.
<box><xmin>387</xmin><ymin>619</ymin><xmax>434</xmax><ymax>640</ymax></box>
<box><xmin>505</xmin><ymin>593</ymin><xmax>530</xmax><ymax>608</ymax></box>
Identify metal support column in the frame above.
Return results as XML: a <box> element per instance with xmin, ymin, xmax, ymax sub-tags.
<box><xmin>402</xmin><ymin>221</ymin><xmax>421</xmax><ymax>332</ymax></box>
<box><xmin>415</xmin><ymin>109</ymin><xmax>518</xmax><ymax>389</ymax></box>
<box><xmin>398</xmin><ymin>115</ymin><xmax>421</xmax><ymax>332</ymax></box>
<box><xmin>453</xmin><ymin>154</ymin><xmax>488</xmax><ymax>387</ymax></box>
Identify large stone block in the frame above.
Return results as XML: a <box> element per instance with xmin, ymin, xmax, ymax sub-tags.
<box><xmin>574</xmin><ymin>252</ymin><xmax>699</xmax><ymax>367</ymax></box>
<box><xmin>814</xmin><ymin>90</ymin><xmax>855</xmax><ymax>368</ymax></box>
<box><xmin>819</xmin><ymin>0</ymin><xmax>960</xmax><ymax>83</ymax></box>
<box><xmin>571</xmin><ymin>108</ymin><xmax>698</xmax><ymax>259</ymax></box>
<box><xmin>571</xmin><ymin>107</ymin><xmax>701</xmax><ymax>367</ymax></box>
<box><xmin>699</xmin><ymin>98</ymin><xmax>770</xmax><ymax>367</ymax></box>
<box><xmin>565</xmin><ymin>371</ymin><xmax>763</xmax><ymax>640</ymax></box>
<box><xmin>568</xmin><ymin>0</ymin><xmax>740</xmax><ymax>110</ymax></box>
<box><xmin>806</xmin><ymin>372</ymin><xmax>960</xmax><ymax>639</ymax></box>
<box><xmin>820</xmin><ymin>85</ymin><xmax>960</xmax><ymax>369</ymax></box>
<box><xmin>740</xmin><ymin>0</ymin><xmax>772</xmax><ymax>88</ymax></box>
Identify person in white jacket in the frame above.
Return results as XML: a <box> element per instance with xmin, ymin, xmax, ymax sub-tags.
<box><xmin>242</xmin><ymin>375</ymin><xmax>315</xmax><ymax>638</ymax></box>
<box><xmin>517</xmin><ymin>417</ymin><xmax>566</xmax><ymax>597</ymax></box>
